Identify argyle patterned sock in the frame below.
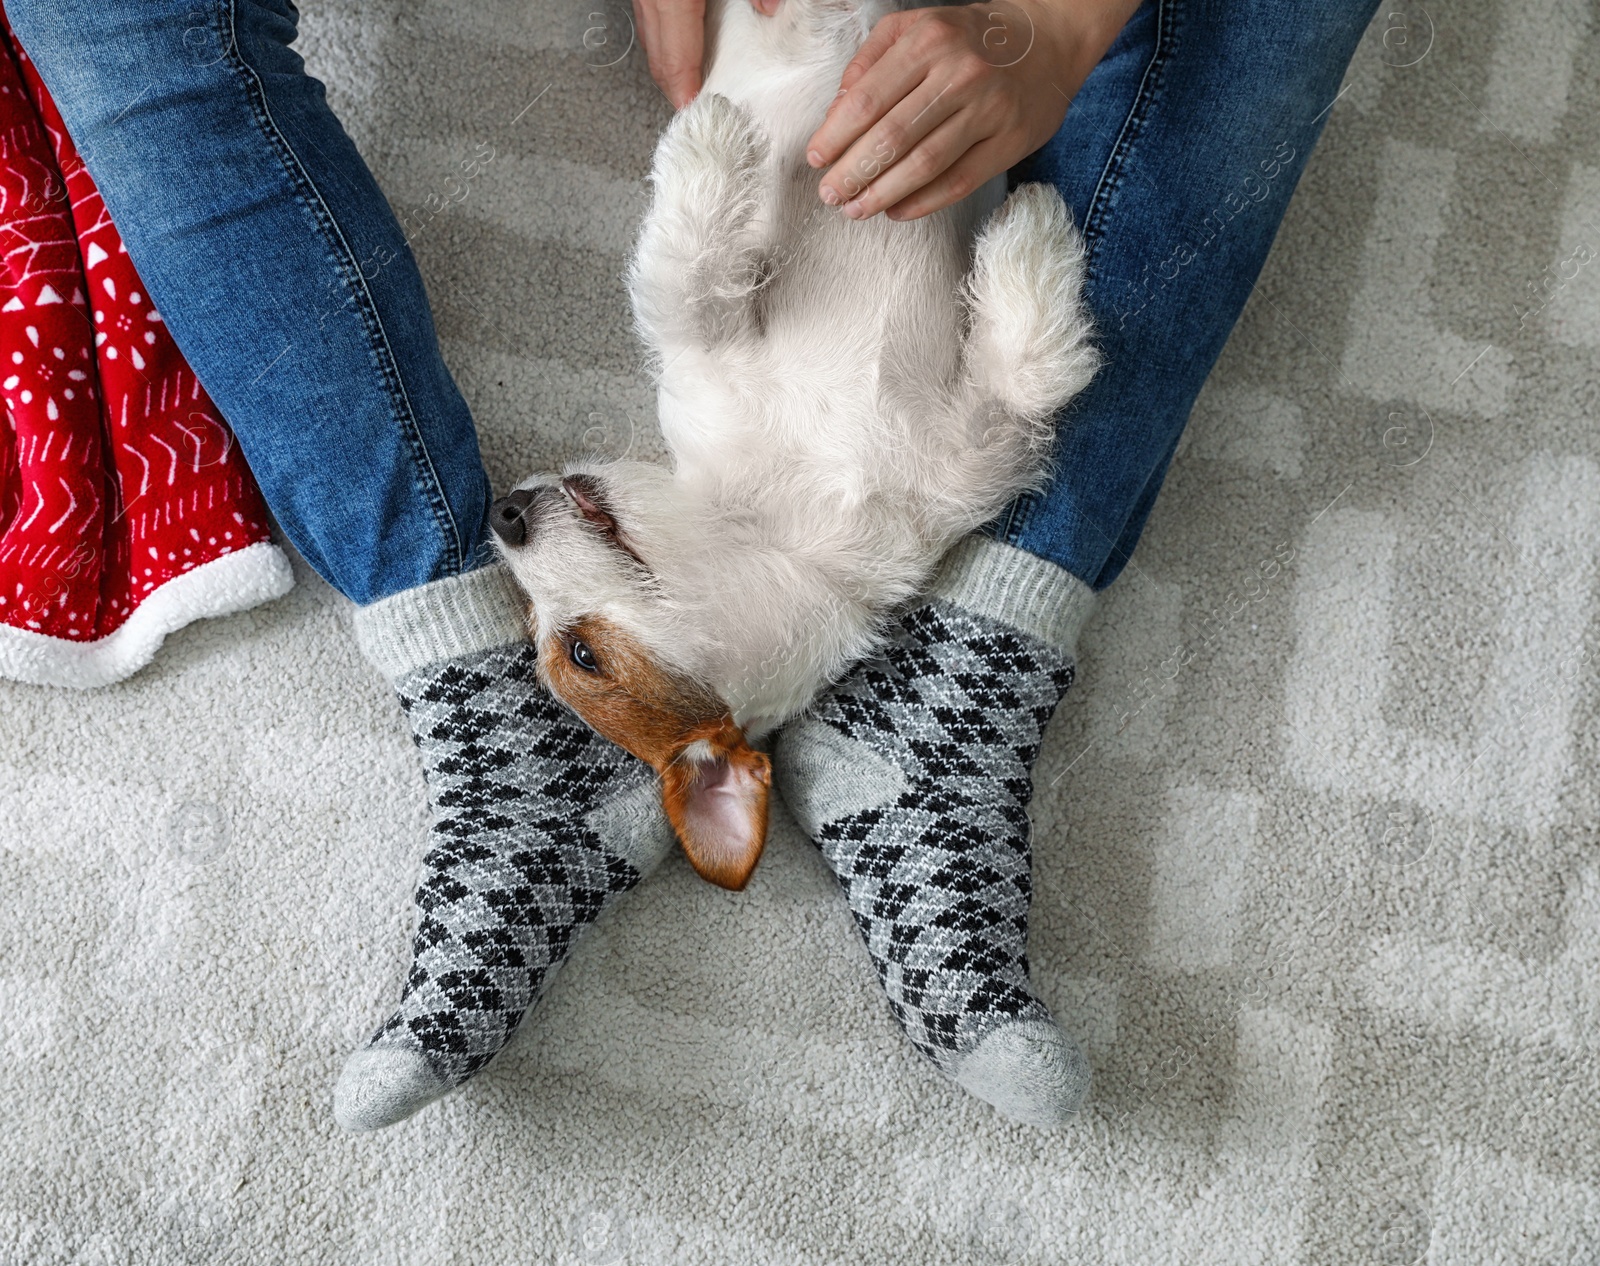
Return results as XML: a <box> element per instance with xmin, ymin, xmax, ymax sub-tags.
<box><xmin>332</xmin><ymin>565</ymin><xmax>673</xmax><ymax>1132</ymax></box>
<box><xmin>774</xmin><ymin>535</ymin><xmax>1097</xmax><ymax>1127</ymax></box>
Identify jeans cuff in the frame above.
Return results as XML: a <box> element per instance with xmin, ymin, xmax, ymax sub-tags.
<box><xmin>928</xmin><ymin>534</ymin><xmax>1097</xmax><ymax>660</ymax></box>
<box><xmin>352</xmin><ymin>563</ymin><xmax>530</xmax><ymax>681</ymax></box>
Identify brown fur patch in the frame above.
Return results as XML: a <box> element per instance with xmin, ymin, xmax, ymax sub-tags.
<box><xmin>538</xmin><ymin>615</ymin><xmax>770</xmax><ymax>890</ymax></box>
<box><xmin>538</xmin><ymin>615</ymin><xmax>724</xmax><ymax>766</ymax></box>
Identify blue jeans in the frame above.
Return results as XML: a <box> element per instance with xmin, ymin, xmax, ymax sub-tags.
<box><xmin>1003</xmin><ymin>0</ymin><xmax>1380</xmax><ymax>589</ymax></box>
<box><xmin>6</xmin><ymin>0</ymin><xmax>1378</xmax><ymax>605</ymax></box>
<box><xmin>5</xmin><ymin>0</ymin><xmax>493</xmax><ymax>605</ymax></box>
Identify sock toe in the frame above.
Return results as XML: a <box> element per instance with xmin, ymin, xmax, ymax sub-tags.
<box><xmin>950</xmin><ymin>1019</ymin><xmax>1090</xmax><ymax>1128</ymax></box>
<box><xmin>333</xmin><ymin>1047</ymin><xmax>450</xmax><ymax>1132</ymax></box>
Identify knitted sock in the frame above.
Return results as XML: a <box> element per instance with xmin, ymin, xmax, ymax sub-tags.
<box><xmin>332</xmin><ymin>565</ymin><xmax>673</xmax><ymax>1132</ymax></box>
<box><xmin>774</xmin><ymin>535</ymin><xmax>1096</xmax><ymax>1127</ymax></box>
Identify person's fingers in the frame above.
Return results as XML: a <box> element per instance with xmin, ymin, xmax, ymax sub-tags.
<box><xmin>806</xmin><ymin>24</ymin><xmax>935</xmax><ymax>174</ymax></box>
<box><xmin>632</xmin><ymin>0</ymin><xmax>658</xmax><ymax>61</ymax></box>
<box><xmin>837</xmin><ymin>109</ymin><xmax>972</xmax><ymax>219</ymax></box>
<box><xmin>806</xmin><ymin>10</ymin><xmax>920</xmax><ymax>166</ymax></box>
<box><xmin>750</xmin><ymin>0</ymin><xmax>782</xmax><ymax>14</ymax></box>
<box><xmin>883</xmin><ymin>133</ymin><xmax>1012</xmax><ymax>221</ymax></box>
<box><xmin>641</xmin><ymin>0</ymin><xmax>705</xmax><ymax>108</ymax></box>
<box><xmin>821</xmin><ymin>75</ymin><xmax>966</xmax><ymax>209</ymax></box>
<box><xmin>836</xmin><ymin>10</ymin><xmax>914</xmax><ymax>93</ymax></box>
<box><xmin>632</xmin><ymin>0</ymin><xmax>667</xmax><ymax>97</ymax></box>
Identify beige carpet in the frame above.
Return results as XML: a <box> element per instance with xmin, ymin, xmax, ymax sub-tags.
<box><xmin>4</xmin><ymin>1</ymin><xmax>1600</xmax><ymax>1262</ymax></box>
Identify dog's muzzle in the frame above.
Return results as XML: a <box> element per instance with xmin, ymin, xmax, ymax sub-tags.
<box><xmin>489</xmin><ymin>488</ymin><xmax>538</xmax><ymax>547</ymax></box>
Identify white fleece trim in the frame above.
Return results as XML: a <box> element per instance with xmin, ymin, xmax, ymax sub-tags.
<box><xmin>0</xmin><ymin>540</ymin><xmax>294</xmax><ymax>689</ymax></box>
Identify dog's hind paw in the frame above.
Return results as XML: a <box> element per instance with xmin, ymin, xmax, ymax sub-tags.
<box><xmin>962</xmin><ymin>183</ymin><xmax>1100</xmax><ymax>422</ymax></box>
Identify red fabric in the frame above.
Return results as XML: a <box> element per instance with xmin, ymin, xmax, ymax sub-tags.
<box><xmin>0</xmin><ymin>24</ymin><xmax>271</xmax><ymax>646</ymax></box>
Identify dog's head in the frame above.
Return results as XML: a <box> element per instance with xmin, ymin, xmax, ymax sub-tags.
<box><xmin>489</xmin><ymin>461</ymin><xmax>771</xmax><ymax>891</ymax></box>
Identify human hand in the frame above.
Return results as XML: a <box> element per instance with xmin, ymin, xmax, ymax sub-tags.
<box><xmin>631</xmin><ymin>0</ymin><xmax>710</xmax><ymax>108</ymax></box>
<box><xmin>807</xmin><ymin>0</ymin><xmax>1141</xmax><ymax>221</ymax></box>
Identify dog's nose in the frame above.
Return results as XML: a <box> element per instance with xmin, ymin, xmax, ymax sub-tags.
<box><xmin>489</xmin><ymin>488</ymin><xmax>537</xmax><ymax>547</ymax></box>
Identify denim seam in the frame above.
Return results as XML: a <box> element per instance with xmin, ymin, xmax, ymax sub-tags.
<box><xmin>998</xmin><ymin>0</ymin><xmax>1179</xmax><ymax>556</ymax></box>
<box><xmin>217</xmin><ymin>0</ymin><xmax>466</xmax><ymax>575</ymax></box>
<box><xmin>1079</xmin><ymin>0</ymin><xmax>1181</xmax><ymax>270</ymax></box>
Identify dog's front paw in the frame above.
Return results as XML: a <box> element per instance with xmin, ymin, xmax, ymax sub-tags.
<box><xmin>656</xmin><ymin>92</ymin><xmax>767</xmax><ymax>194</ymax></box>
<box><xmin>631</xmin><ymin>94</ymin><xmax>771</xmax><ymax>354</ymax></box>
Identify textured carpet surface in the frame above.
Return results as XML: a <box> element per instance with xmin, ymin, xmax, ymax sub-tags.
<box><xmin>4</xmin><ymin>2</ymin><xmax>1600</xmax><ymax>1263</ymax></box>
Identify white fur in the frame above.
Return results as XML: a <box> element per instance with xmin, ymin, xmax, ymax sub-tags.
<box><xmin>499</xmin><ymin>0</ymin><xmax>1098</xmax><ymax>736</ymax></box>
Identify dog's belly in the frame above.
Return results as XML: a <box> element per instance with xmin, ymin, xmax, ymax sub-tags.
<box><xmin>623</xmin><ymin>0</ymin><xmax>1085</xmax><ymax>728</ymax></box>
<box><xmin>702</xmin><ymin>0</ymin><xmax>888</xmax><ymax>153</ymax></box>
<box><xmin>694</xmin><ymin>0</ymin><xmax>1002</xmax><ymax>510</ymax></box>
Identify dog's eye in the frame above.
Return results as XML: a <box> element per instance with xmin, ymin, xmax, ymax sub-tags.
<box><xmin>569</xmin><ymin>640</ymin><xmax>600</xmax><ymax>673</ymax></box>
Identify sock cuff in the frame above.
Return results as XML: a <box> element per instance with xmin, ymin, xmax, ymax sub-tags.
<box><xmin>927</xmin><ymin>534</ymin><xmax>1096</xmax><ymax>660</ymax></box>
<box><xmin>352</xmin><ymin>564</ymin><xmax>531</xmax><ymax>682</ymax></box>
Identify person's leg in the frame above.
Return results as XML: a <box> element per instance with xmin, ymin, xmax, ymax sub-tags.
<box><xmin>3</xmin><ymin>0</ymin><xmax>672</xmax><ymax>1129</ymax></box>
<box><xmin>7</xmin><ymin>0</ymin><xmax>483</xmax><ymax>603</ymax></box>
<box><xmin>999</xmin><ymin>0</ymin><xmax>1382</xmax><ymax>591</ymax></box>
<box><xmin>775</xmin><ymin>0</ymin><xmax>1381</xmax><ymax>1126</ymax></box>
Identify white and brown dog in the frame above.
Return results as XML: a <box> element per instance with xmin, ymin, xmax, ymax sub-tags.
<box><xmin>490</xmin><ymin>0</ymin><xmax>1097</xmax><ymax>890</ymax></box>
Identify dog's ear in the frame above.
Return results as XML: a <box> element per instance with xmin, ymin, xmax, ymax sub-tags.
<box><xmin>535</xmin><ymin>616</ymin><xmax>769</xmax><ymax>888</ymax></box>
<box><xmin>661</xmin><ymin>725</ymin><xmax>771</xmax><ymax>892</ymax></box>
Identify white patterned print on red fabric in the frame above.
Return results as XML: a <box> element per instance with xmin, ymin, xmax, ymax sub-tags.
<box><xmin>0</xmin><ymin>29</ymin><xmax>277</xmax><ymax>656</ymax></box>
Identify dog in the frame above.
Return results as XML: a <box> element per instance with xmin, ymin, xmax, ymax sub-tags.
<box><xmin>490</xmin><ymin>0</ymin><xmax>1097</xmax><ymax>890</ymax></box>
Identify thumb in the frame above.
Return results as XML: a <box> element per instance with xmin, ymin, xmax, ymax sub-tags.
<box><xmin>645</xmin><ymin>0</ymin><xmax>706</xmax><ymax>108</ymax></box>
